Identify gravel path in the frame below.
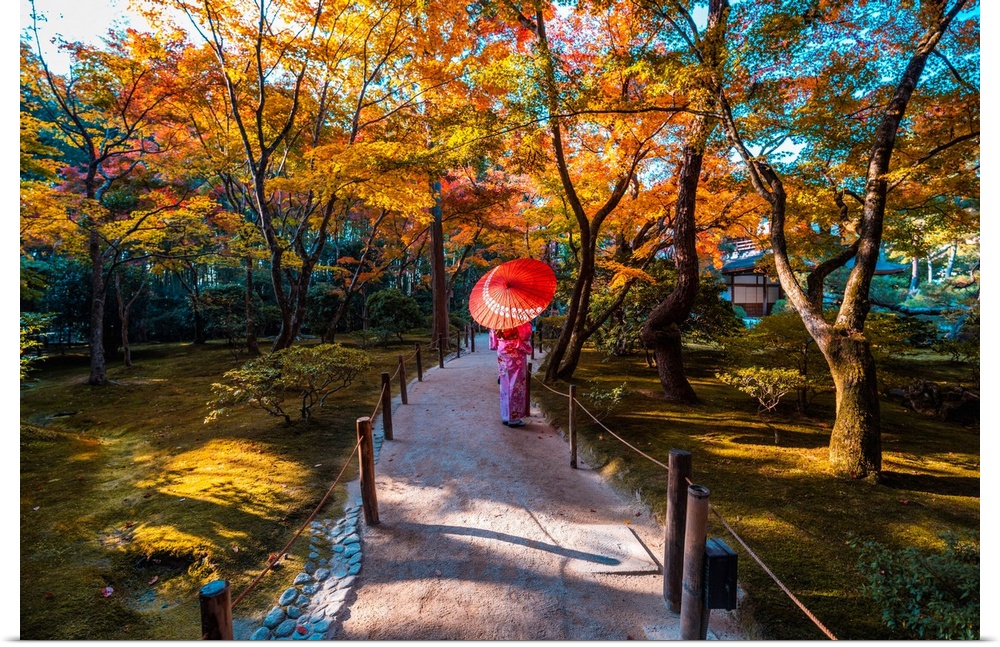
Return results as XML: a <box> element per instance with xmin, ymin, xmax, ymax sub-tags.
<box><xmin>326</xmin><ymin>335</ymin><xmax>745</xmax><ymax>640</ymax></box>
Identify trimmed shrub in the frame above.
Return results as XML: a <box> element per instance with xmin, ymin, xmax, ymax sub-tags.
<box><xmin>206</xmin><ymin>343</ymin><xmax>372</xmax><ymax>424</ymax></box>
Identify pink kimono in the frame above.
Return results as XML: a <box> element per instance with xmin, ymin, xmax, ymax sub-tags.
<box><xmin>491</xmin><ymin>322</ymin><xmax>533</xmax><ymax>423</ymax></box>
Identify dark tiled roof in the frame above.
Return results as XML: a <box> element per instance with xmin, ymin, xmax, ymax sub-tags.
<box><xmin>720</xmin><ymin>252</ymin><xmax>766</xmax><ymax>274</ymax></box>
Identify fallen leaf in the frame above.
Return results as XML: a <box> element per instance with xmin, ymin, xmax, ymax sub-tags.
<box><xmin>33</xmin><ymin>506</ymin><xmax>40</xmax><ymax>511</ymax></box>
<box><xmin>314</xmin><ymin>464</ymin><xmax>322</xmax><ymax>467</ymax></box>
<box><xmin>100</xmin><ymin>586</ymin><xmax>114</xmax><ymax>598</ymax></box>
<box><xmin>124</xmin><ymin>521</ymin><xmax>136</xmax><ymax>529</ymax></box>
<box><xmin>900</xmin><ymin>500</ymin><xmax>910</xmax><ymax>505</ymax></box>
<box><xmin>44</xmin><ymin>592</ymin><xmax>55</xmax><ymax>600</ymax></box>
<box><xmin>635</xmin><ymin>512</ymin><xmax>642</xmax><ymax>517</ymax></box>
<box><xmin>296</xmin><ymin>626</ymin><xmax>308</xmax><ymax>635</ymax></box>
<box><xmin>148</xmin><ymin>576</ymin><xmax>158</xmax><ymax>585</ymax></box>
<box><xmin>434</xmin><ymin>569</ymin><xmax>442</xmax><ymax>576</ymax></box>
<box><xmin>232</xmin><ymin>546</ymin><xmax>240</xmax><ymax>553</ymax></box>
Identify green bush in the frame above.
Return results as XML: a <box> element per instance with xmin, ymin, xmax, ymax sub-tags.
<box><xmin>851</xmin><ymin>532</ymin><xmax>979</xmax><ymax>640</ymax></box>
<box><xmin>366</xmin><ymin>288</ymin><xmax>423</xmax><ymax>341</ymax></box>
<box><xmin>206</xmin><ymin>343</ymin><xmax>372</xmax><ymax>424</ymax></box>
<box><xmin>719</xmin><ymin>311</ymin><xmax>830</xmax><ymax>415</ymax></box>
<box><xmin>716</xmin><ymin>366</ymin><xmax>805</xmax><ymax>413</ymax></box>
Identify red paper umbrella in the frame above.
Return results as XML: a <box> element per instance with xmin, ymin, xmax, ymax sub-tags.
<box><xmin>468</xmin><ymin>258</ymin><xmax>557</xmax><ymax>330</ymax></box>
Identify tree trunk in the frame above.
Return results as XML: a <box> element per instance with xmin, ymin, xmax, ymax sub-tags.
<box><xmin>637</xmin><ymin>0</ymin><xmax>728</xmax><ymax>403</ymax></box>
<box><xmin>944</xmin><ymin>244</ymin><xmax>957</xmax><ymax>279</ymax></box>
<box><xmin>88</xmin><ymin>228</ymin><xmax>108</xmax><ymax>385</ymax></box>
<box><xmin>245</xmin><ymin>258</ymin><xmax>260</xmax><ymax>356</ymax></box>
<box><xmin>430</xmin><ymin>180</ymin><xmax>449</xmax><ymax>348</ymax></box>
<box><xmin>823</xmin><ymin>335</ymin><xmax>882</xmax><ymax>477</ymax></box>
<box><xmin>909</xmin><ymin>257</ymin><xmax>920</xmax><ymax>295</ymax></box>
<box><xmin>192</xmin><ymin>301</ymin><xmax>206</xmax><ymax>345</ymax></box>
<box><xmin>639</xmin><ymin>143</ymin><xmax>705</xmax><ymax>404</ymax></box>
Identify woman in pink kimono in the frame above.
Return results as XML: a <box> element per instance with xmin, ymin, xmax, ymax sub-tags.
<box><xmin>490</xmin><ymin>321</ymin><xmax>533</xmax><ymax>427</ymax></box>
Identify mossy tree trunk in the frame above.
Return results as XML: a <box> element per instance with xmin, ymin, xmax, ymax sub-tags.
<box><xmin>823</xmin><ymin>333</ymin><xmax>882</xmax><ymax>476</ymax></box>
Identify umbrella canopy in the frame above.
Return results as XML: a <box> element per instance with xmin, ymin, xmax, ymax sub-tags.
<box><xmin>468</xmin><ymin>258</ymin><xmax>557</xmax><ymax>330</ymax></box>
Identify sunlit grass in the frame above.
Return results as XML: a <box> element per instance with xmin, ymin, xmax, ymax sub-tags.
<box><xmin>533</xmin><ymin>343</ymin><xmax>979</xmax><ymax>640</ymax></box>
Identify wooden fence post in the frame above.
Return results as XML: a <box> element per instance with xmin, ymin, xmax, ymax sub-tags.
<box><xmin>465</xmin><ymin>324</ymin><xmax>470</xmax><ymax>350</ymax></box>
<box><xmin>531</xmin><ymin>329</ymin><xmax>535</xmax><ymax>359</ymax></box>
<box><xmin>456</xmin><ymin>331</ymin><xmax>461</xmax><ymax>358</ymax></box>
<box><xmin>199</xmin><ymin>579</ymin><xmax>233</xmax><ymax>640</ymax></box>
<box><xmin>569</xmin><ymin>384</ymin><xmax>577</xmax><ymax>469</ymax></box>
<box><xmin>471</xmin><ymin>326</ymin><xmax>476</xmax><ymax>352</ymax></box>
<box><xmin>664</xmin><ymin>449</ymin><xmax>693</xmax><ymax>612</ymax></box>
<box><xmin>380</xmin><ymin>372</ymin><xmax>393</xmax><ymax>440</ymax></box>
<box><xmin>415</xmin><ymin>343</ymin><xmax>423</xmax><ymax>381</ymax></box>
<box><xmin>356</xmin><ymin>417</ymin><xmax>380</xmax><ymax>526</ymax></box>
<box><xmin>397</xmin><ymin>355</ymin><xmax>408</xmax><ymax>405</ymax></box>
<box><xmin>438</xmin><ymin>334</ymin><xmax>445</xmax><ymax>368</ymax></box>
<box><xmin>680</xmin><ymin>485</ymin><xmax>711</xmax><ymax>640</ymax></box>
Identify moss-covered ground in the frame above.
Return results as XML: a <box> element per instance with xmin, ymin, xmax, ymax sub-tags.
<box><xmin>19</xmin><ymin>336</ymin><xmax>426</xmax><ymax>640</ymax></box>
<box><xmin>532</xmin><ymin>343</ymin><xmax>979</xmax><ymax>640</ymax></box>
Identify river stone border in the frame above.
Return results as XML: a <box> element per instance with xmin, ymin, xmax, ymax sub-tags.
<box><xmin>243</xmin><ymin>429</ymin><xmax>384</xmax><ymax>640</ymax></box>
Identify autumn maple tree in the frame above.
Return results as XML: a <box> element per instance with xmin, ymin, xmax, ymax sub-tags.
<box><xmin>712</xmin><ymin>0</ymin><xmax>977</xmax><ymax>477</ymax></box>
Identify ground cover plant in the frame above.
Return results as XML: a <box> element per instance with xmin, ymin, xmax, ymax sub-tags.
<box><xmin>533</xmin><ymin>344</ymin><xmax>979</xmax><ymax>640</ymax></box>
<box><xmin>19</xmin><ymin>336</ymin><xmax>425</xmax><ymax>640</ymax></box>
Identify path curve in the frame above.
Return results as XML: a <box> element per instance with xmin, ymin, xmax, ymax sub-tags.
<box><xmin>328</xmin><ymin>334</ymin><xmax>744</xmax><ymax>640</ymax></box>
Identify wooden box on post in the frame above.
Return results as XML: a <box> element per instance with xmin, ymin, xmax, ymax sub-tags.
<box><xmin>703</xmin><ymin>538</ymin><xmax>738</xmax><ymax>610</ymax></box>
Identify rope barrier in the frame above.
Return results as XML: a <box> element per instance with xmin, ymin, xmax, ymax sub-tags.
<box><xmin>531</xmin><ymin>373</ymin><xmax>570</xmax><ymax>399</ymax></box>
<box><xmin>231</xmin><ymin>435</ymin><xmax>364</xmax><ymax>609</ymax></box>
<box><xmin>532</xmin><ymin>374</ymin><xmax>835</xmax><ymax>639</ymax></box>
<box><xmin>708</xmin><ymin>505</ymin><xmax>838</xmax><ymax>640</ymax></box>
<box><xmin>574</xmin><ymin>400</ymin><xmax>672</xmax><ymax>471</ymax></box>
<box><xmin>371</xmin><ymin>382</ymin><xmax>385</xmax><ymax>421</ymax></box>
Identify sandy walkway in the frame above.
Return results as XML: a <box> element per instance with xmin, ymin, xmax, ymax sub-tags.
<box><xmin>329</xmin><ymin>334</ymin><xmax>744</xmax><ymax>640</ymax></box>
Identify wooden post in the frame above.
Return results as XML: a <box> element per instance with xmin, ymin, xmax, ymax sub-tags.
<box><xmin>456</xmin><ymin>331</ymin><xmax>461</xmax><ymax>358</ymax></box>
<box><xmin>531</xmin><ymin>329</ymin><xmax>535</xmax><ymax>359</ymax></box>
<box><xmin>415</xmin><ymin>343</ymin><xmax>423</xmax><ymax>381</ymax></box>
<box><xmin>380</xmin><ymin>372</ymin><xmax>393</xmax><ymax>440</ymax></box>
<box><xmin>199</xmin><ymin>579</ymin><xmax>233</xmax><ymax>640</ymax></box>
<box><xmin>526</xmin><ymin>362</ymin><xmax>532</xmax><ymax>413</ymax></box>
<box><xmin>569</xmin><ymin>384</ymin><xmax>577</xmax><ymax>469</ymax></box>
<box><xmin>471</xmin><ymin>326</ymin><xmax>476</xmax><ymax>352</ymax></box>
<box><xmin>397</xmin><ymin>354</ymin><xmax>408</xmax><ymax>405</ymax></box>
<box><xmin>356</xmin><ymin>417</ymin><xmax>380</xmax><ymax>526</ymax></box>
<box><xmin>680</xmin><ymin>485</ymin><xmax>711</xmax><ymax>640</ymax></box>
<box><xmin>465</xmin><ymin>324</ymin><xmax>470</xmax><ymax>349</ymax></box>
<box><xmin>664</xmin><ymin>450</ymin><xmax>693</xmax><ymax>612</ymax></box>
<box><xmin>438</xmin><ymin>334</ymin><xmax>445</xmax><ymax>368</ymax></box>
